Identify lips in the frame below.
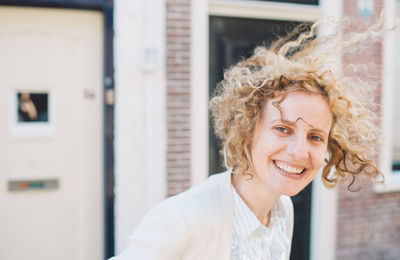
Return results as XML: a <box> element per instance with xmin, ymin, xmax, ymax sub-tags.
<box><xmin>273</xmin><ymin>160</ymin><xmax>306</xmax><ymax>176</ymax></box>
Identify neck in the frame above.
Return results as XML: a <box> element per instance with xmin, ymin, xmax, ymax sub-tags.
<box><xmin>231</xmin><ymin>171</ymin><xmax>280</xmax><ymax>226</ymax></box>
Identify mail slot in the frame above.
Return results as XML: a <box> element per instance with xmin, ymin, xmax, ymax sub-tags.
<box><xmin>8</xmin><ymin>179</ymin><xmax>59</xmax><ymax>191</ymax></box>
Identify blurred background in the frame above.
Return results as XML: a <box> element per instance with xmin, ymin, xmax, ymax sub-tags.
<box><xmin>0</xmin><ymin>0</ymin><xmax>399</xmax><ymax>259</ymax></box>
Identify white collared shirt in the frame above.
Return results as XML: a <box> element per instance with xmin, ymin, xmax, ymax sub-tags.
<box><xmin>231</xmin><ymin>185</ymin><xmax>291</xmax><ymax>260</ymax></box>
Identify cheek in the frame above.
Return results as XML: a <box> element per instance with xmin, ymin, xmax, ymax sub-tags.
<box><xmin>252</xmin><ymin>133</ymin><xmax>276</xmax><ymax>155</ymax></box>
<box><xmin>313</xmin><ymin>147</ymin><xmax>328</xmax><ymax>168</ymax></box>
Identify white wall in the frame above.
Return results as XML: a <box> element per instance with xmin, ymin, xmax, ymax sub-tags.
<box><xmin>190</xmin><ymin>0</ymin><xmax>209</xmax><ymax>187</ymax></box>
<box><xmin>114</xmin><ymin>0</ymin><xmax>166</xmax><ymax>253</ymax></box>
<box><xmin>309</xmin><ymin>1</ymin><xmax>341</xmax><ymax>259</ymax></box>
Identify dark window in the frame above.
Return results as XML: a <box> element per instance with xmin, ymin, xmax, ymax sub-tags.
<box><xmin>209</xmin><ymin>16</ymin><xmax>312</xmax><ymax>260</ymax></box>
<box><xmin>393</xmin><ymin>162</ymin><xmax>400</xmax><ymax>171</ymax></box>
<box><xmin>17</xmin><ymin>92</ymin><xmax>49</xmax><ymax>123</ymax></box>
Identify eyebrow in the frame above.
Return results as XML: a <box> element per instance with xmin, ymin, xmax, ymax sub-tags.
<box><xmin>269</xmin><ymin>118</ymin><xmax>329</xmax><ymax>137</ymax></box>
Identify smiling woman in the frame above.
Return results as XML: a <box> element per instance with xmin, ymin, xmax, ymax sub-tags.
<box><xmin>244</xmin><ymin>92</ymin><xmax>332</xmax><ymax>199</ymax></box>
<box><xmin>210</xmin><ymin>23</ymin><xmax>381</xmax><ymax>193</ymax></box>
<box><xmin>110</xmin><ymin>22</ymin><xmax>382</xmax><ymax>260</ymax></box>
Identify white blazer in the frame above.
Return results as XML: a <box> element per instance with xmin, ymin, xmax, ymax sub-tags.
<box><xmin>111</xmin><ymin>171</ymin><xmax>294</xmax><ymax>260</ymax></box>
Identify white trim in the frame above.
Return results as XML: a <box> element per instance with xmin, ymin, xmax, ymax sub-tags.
<box><xmin>309</xmin><ymin>1</ymin><xmax>341</xmax><ymax>259</ymax></box>
<box><xmin>114</xmin><ymin>0</ymin><xmax>167</xmax><ymax>253</ymax></box>
<box><xmin>375</xmin><ymin>0</ymin><xmax>400</xmax><ymax>193</ymax></box>
<box><xmin>209</xmin><ymin>0</ymin><xmax>323</xmax><ymax>21</ymax></box>
<box><xmin>377</xmin><ymin>174</ymin><xmax>400</xmax><ymax>192</ymax></box>
<box><xmin>310</xmin><ymin>172</ymin><xmax>338</xmax><ymax>260</ymax></box>
<box><xmin>143</xmin><ymin>0</ymin><xmax>167</xmax><ymax>211</ymax></box>
<box><xmin>190</xmin><ymin>0</ymin><xmax>210</xmax><ymax>186</ymax></box>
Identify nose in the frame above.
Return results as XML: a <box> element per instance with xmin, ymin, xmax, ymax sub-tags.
<box><xmin>288</xmin><ymin>135</ymin><xmax>309</xmax><ymax>161</ymax></box>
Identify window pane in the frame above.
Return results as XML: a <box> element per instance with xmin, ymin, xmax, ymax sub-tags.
<box><xmin>17</xmin><ymin>92</ymin><xmax>49</xmax><ymax>123</ymax></box>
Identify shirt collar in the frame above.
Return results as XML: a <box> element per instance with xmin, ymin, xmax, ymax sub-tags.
<box><xmin>232</xmin><ymin>184</ymin><xmax>260</xmax><ymax>239</ymax></box>
<box><xmin>231</xmin><ymin>183</ymin><xmax>289</xmax><ymax>240</ymax></box>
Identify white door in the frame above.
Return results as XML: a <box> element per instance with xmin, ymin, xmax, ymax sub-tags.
<box><xmin>0</xmin><ymin>7</ymin><xmax>104</xmax><ymax>260</ymax></box>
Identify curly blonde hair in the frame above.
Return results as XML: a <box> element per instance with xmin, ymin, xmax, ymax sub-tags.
<box><xmin>210</xmin><ymin>22</ymin><xmax>382</xmax><ymax>190</ymax></box>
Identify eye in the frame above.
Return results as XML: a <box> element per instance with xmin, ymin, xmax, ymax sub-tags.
<box><xmin>309</xmin><ymin>135</ymin><xmax>323</xmax><ymax>142</ymax></box>
<box><xmin>275</xmin><ymin>126</ymin><xmax>289</xmax><ymax>134</ymax></box>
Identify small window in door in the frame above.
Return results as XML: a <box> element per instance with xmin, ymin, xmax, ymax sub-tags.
<box><xmin>17</xmin><ymin>92</ymin><xmax>48</xmax><ymax>123</ymax></box>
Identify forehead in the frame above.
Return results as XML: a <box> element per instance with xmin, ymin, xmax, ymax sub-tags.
<box><xmin>263</xmin><ymin>91</ymin><xmax>332</xmax><ymax>131</ymax></box>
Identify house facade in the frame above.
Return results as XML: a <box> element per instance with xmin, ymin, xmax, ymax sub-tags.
<box><xmin>115</xmin><ymin>0</ymin><xmax>400</xmax><ymax>259</ymax></box>
<box><xmin>0</xmin><ymin>0</ymin><xmax>399</xmax><ymax>259</ymax></box>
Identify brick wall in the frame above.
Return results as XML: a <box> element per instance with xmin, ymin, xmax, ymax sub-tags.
<box><xmin>337</xmin><ymin>185</ymin><xmax>400</xmax><ymax>259</ymax></box>
<box><xmin>166</xmin><ymin>0</ymin><xmax>191</xmax><ymax>196</ymax></box>
<box><xmin>337</xmin><ymin>0</ymin><xmax>400</xmax><ymax>259</ymax></box>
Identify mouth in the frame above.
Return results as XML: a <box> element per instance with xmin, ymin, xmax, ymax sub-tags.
<box><xmin>273</xmin><ymin>160</ymin><xmax>306</xmax><ymax>176</ymax></box>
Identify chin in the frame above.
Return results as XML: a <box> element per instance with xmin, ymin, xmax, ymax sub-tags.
<box><xmin>277</xmin><ymin>185</ymin><xmax>307</xmax><ymax>197</ymax></box>
<box><xmin>282</xmin><ymin>189</ymin><xmax>303</xmax><ymax>197</ymax></box>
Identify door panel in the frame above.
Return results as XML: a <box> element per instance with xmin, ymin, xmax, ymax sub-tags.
<box><xmin>0</xmin><ymin>7</ymin><xmax>104</xmax><ymax>260</ymax></box>
<box><xmin>209</xmin><ymin>16</ymin><xmax>311</xmax><ymax>260</ymax></box>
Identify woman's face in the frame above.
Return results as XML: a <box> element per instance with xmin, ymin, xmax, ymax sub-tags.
<box><xmin>250</xmin><ymin>91</ymin><xmax>332</xmax><ymax>196</ymax></box>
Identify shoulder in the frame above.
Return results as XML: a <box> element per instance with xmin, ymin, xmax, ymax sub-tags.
<box><xmin>166</xmin><ymin>171</ymin><xmax>231</xmax><ymax>206</ymax></box>
<box><xmin>137</xmin><ymin>170</ymin><xmax>233</xmax><ymax>257</ymax></box>
<box><xmin>111</xmin><ymin>171</ymin><xmax>233</xmax><ymax>259</ymax></box>
<box><xmin>134</xmin><ymin>170</ymin><xmax>232</xmax><ymax>227</ymax></box>
<box><xmin>157</xmin><ymin>171</ymin><xmax>234</xmax><ymax>240</ymax></box>
<box><xmin>111</xmin><ymin>199</ymin><xmax>189</xmax><ymax>259</ymax></box>
<box><xmin>164</xmin><ymin>170</ymin><xmax>233</xmax><ymax>220</ymax></box>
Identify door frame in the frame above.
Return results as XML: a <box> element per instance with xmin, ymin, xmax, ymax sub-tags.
<box><xmin>0</xmin><ymin>0</ymin><xmax>115</xmax><ymax>258</ymax></box>
<box><xmin>377</xmin><ymin>0</ymin><xmax>400</xmax><ymax>193</ymax></box>
<box><xmin>190</xmin><ymin>1</ymin><xmax>340</xmax><ymax>260</ymax></box>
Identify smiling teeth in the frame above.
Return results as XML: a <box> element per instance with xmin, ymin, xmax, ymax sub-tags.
<box><xmin>275</xmin><ymin>161</ymin><xmax>304</xmax><ymax>174</ymax></box>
